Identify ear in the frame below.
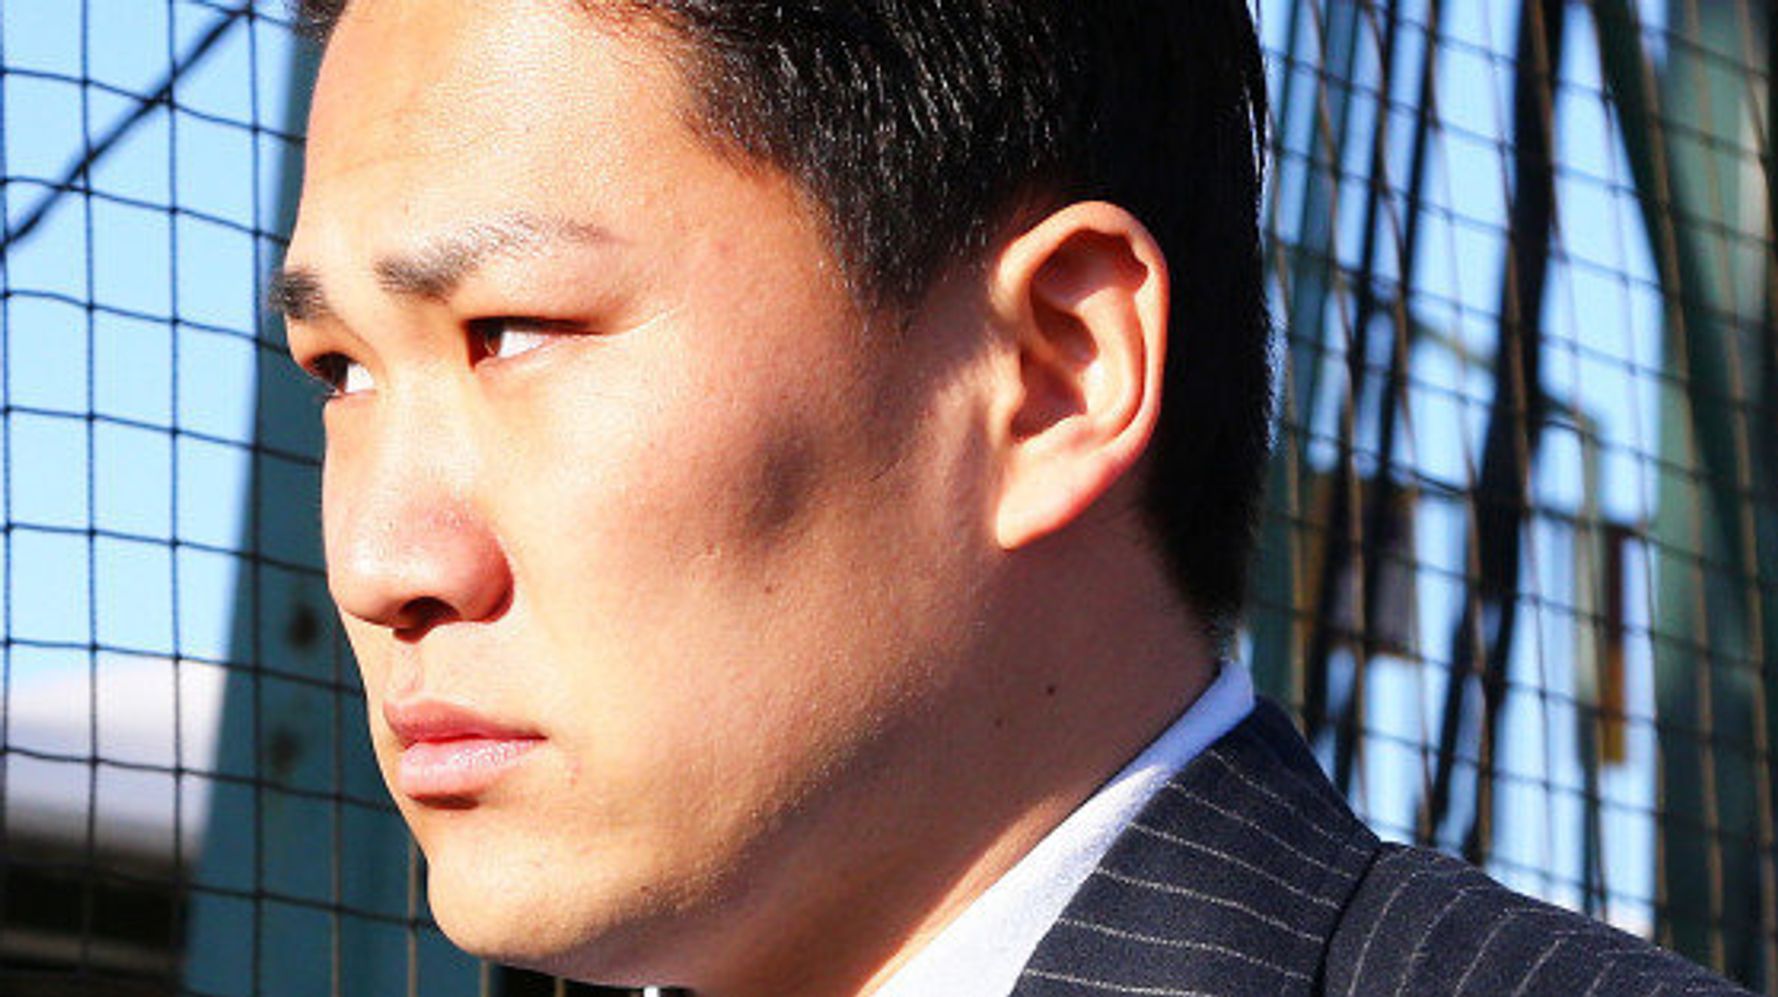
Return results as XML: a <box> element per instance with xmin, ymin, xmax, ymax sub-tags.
<box><xmin>987</xmin><ymin>201</ymin><xmax>1169</xmax><ymax>550</ymax></box>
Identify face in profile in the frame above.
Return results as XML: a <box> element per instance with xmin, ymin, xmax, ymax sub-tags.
<box><xmin>282</xmin><ymin>0</ymin><xmax>1000</xmax><ymax>984</ymax></box>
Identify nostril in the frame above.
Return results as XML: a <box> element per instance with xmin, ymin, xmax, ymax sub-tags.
<box><xmin>394</xmin><ymin>596</ymin><xmax>462</xmax><ymax>642</ymax></box>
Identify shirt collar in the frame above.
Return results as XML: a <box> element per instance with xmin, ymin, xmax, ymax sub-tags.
<box><xmin>873</xmin><ymin>661</ymin><xmax>1256</xmax><ymax>997</ymax></box>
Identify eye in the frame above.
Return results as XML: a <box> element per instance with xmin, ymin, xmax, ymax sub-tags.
<box><xmin>307</xmin><ymin>353</ymin><xmax>375</xmax><ymax>398</ymax></box>
<box><xmin>471</xmin><ymin>318</ymin><xmax>561</xmax><ymax>362</ymax></box>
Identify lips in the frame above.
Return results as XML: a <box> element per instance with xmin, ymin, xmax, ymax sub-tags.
<box><xmin>383</xmin><ymin>699</ymin><xmax>544</xmax><ymax>802</ymax></box>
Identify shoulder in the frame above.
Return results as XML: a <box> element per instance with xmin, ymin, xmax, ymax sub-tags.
<box><xmin>1328</xmin><ymin>843</ymin><xmax>1753</xmax><ymax>995</ymax></box>
<box><xmin>1016</xmin><ymin>699</ymin><xmax>1384</xmax><ymax>994</ymax></box>
<box><xmin>1016</xmin><ymin>699</ymin><xmax>1750</xmax><ymax>996</ymax></box>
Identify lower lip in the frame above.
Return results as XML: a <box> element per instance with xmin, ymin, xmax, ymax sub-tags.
<box><xmin>397</xmin><ymin>738</ymin><xmax>542</xmax><ymax>801</ymax></box>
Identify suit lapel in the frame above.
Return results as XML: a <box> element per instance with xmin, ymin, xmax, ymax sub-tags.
<box><xmin>1010</xmin><ymin>700</ymin><xmax>1381</xmax><ymax>996</ymax></box>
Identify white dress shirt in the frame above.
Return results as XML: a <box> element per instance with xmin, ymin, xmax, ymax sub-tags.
<box><xmin>872</xmin><ymin>660</ymin><xmax>1256</xmax><ymax>997</ymax></box>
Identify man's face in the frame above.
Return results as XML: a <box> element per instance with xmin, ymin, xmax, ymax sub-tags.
<box><xmin>285</xmin><ymin>0</ymin><xmax>997</xmax><ymax>979</ymax></box>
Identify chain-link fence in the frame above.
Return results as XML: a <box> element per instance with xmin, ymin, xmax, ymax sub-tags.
<box><xmin>1250</xmin><ymin>1</ymin><xmax>1776</xmax><ymax>988</ymax></box>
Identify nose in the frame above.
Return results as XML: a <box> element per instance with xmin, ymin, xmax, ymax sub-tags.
<box><xmin>323</xmin><ymin>408</ymin><xmax>513</xmax><ymax>637</ymax></box>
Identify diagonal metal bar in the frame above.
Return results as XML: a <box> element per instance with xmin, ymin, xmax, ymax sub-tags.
<box><xmin>1421</xmin><ymin>0</ymin><xmax>1563</xmax><ymax>862</ymax></box>
<box><xmin>1292</xmin><ymin>0</ymin><xmax>1368</xmax><ymax>740</ymax></box>
<box><xmin>1344</xmin><ymin>0</ymin><xmax>1443</xmax><ymax>800</ymax></box>
<box><xmin>0</xmin><ymin>2</ymin><xmax>252</xmax><ymax>253</ymax></box>
<box><xmin>1302</xmin><ymin>0</ymin><xmax>1394</xmax><ymax>769</ymax></box>
<box><xmin>1589</xmin><ymin>0</ymin><xmax>1751</xmax><ymax>974</ymax></box>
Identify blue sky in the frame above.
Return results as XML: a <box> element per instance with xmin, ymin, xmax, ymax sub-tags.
<box><xmin>3</xmin><ymin>0</ymin><xmax>302</xmax><ymax>862</ymax></box>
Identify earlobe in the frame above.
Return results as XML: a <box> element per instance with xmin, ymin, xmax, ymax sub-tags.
<box><xmin>989</xmin><ymin>202</ymin><xmax>1169</xmax><ymax>551</ymax></box>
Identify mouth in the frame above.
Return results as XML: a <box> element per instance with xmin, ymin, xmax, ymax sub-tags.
<box><xmin>384</xmin><ymin>698</ymin><xmax>545</xmax><ymax>803</ymax></box>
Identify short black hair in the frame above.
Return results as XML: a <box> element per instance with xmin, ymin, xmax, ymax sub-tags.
<box><xmin>297</xmin><ymin>0</ymin><xmax>1273</xmax><ymax>632</ymax></box>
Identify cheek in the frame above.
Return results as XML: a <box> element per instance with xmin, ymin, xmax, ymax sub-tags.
<box><xmin>479</xmin><ymin>338</ymin><xmax>931</xmax><ymax>770</ymax></box>
<box><xmin>494</xmin><ymin>333</ymin><xmax>882</xmax><ymax>578</ymax></box>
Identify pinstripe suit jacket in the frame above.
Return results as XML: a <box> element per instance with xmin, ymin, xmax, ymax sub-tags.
<box><xmin>1010</xmin><ymin>699</ymin><xmax>1751</xmax><ymax>996</ymax></box>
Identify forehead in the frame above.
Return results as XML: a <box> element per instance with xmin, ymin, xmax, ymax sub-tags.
<box><xmin>286</xmin><ymin>0</ymin><xmax>861</xmax><ymax>354</ymax></box>
<box><xmin>301</xmin><ymin>0</ymin><xmax>689</xmax><ymax>221</ymax></box>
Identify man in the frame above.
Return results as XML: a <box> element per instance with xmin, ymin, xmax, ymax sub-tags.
<box><xmin>273</xmin><ymin>1</ymin><xmax>1751</xmax><ymax>994</ymax></box>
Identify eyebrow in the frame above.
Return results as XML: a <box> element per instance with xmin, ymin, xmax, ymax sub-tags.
<box><xmin>267</xmin><ymin>214</ymin><xmax>612</xmax><ymax>321</ymax></box>
<box><xmin>267</xmin><ymin>265</ymin><xmax>331</xmax><ymax>322</ymax></box>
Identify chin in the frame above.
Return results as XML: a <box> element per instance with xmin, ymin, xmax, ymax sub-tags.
<box><xmin>419</xmin><ymin>833</ymin><xmax>690</xmax><ymax>986</ymax></box>
<box><xmin>428</xmin><ymin>860</ymin><xmax>572</xmax><ymax>960</ymax></box>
